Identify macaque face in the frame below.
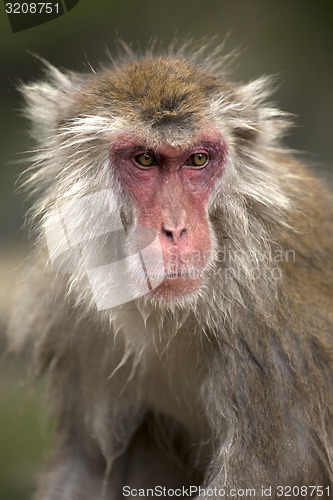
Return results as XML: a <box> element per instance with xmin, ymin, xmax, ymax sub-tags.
<box><xmin>109</xmin><ymin>129</ymin><xmax>227</xmax><ymax>299</ymax></box>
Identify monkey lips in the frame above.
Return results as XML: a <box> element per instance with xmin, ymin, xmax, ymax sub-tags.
<box><xmin>149</xmin><ymin>256</ymin><xmax>208</xmax><ymax>299</ymax></box>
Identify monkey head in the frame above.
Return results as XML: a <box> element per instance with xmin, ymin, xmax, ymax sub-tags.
<box><xmin>21</xmin><ymin>52</ymin><xmax>290</xmax><ymax>309</ymax></box>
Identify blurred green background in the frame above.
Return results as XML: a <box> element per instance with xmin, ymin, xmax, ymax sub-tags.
<box><xmin>1</xmin><ymin>1</ymin><xmax>333</xmax><ymax>499</ymax></box>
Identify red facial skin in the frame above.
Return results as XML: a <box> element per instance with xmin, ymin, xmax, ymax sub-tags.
<box><xmin>109</xmin><ymin>130</ymin><xmax>227</xmax><ymax>300</ymax></box>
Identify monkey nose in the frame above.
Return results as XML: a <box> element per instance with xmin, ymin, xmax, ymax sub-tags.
<box><xmin>161</xmin><ymin>223</ymin><xmax>187</xmax><ymax>244</ymax></box>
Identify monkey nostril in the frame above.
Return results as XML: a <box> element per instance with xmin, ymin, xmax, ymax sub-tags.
<box><xmin>162</xmin><ymin>224</ymin><xmax>174</xmax><ymax>240</ymax></box>
<box><xmin>162</xmin><ymin>224</ymin><xmax>187</xmax><ymax>242</ymax></box>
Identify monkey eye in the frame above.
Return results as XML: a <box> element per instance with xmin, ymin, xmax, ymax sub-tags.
<box><xmin>184</xmin><ymin>152</ymin><xmax>209</xmax><ymax>168</ymax></box>
<box><xmin>134</xmin><ymin>152</ymin><xmax>157</xmax><ymax>167</ymax></box>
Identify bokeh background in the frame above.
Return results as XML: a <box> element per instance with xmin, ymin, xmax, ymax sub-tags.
<box><xmin>1</xmin><ymin>1</ymin><xmax>332</xmax><ymax>499</ymax></box>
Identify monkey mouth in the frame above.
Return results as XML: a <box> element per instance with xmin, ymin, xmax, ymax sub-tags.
<box><xmin>150</xmin><ymin>269</ymin><xmax>203</xmax><ymax>300</ymax></box>
<box><xmin>165</xmin><ymin>272</ymin><xmax>189</xmax><ymax>279</ymax></box>
<box><xmin>144</xmin><ymin>270</ymin><xmax>202</xmax><ymax>282</ymax></box>
<box><xmin>164</xmin><ymin>269</ymin><xmax>202</xmax><ymax>280</ymax></box>
<box><xmin>145</xmin><ymin>272</ymin><xmax>194</xmax><ymax>281</ymax></box>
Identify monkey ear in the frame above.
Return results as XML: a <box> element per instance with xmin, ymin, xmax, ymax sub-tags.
<box><xmin>231</xmin><ymin>77</ymin><xmax>291</xmax><ymax>145</ymax></box>
<box><xmin>19</xmin><ymin>60</ymin><xmax>79</xmax><ymax>142</ymax></box>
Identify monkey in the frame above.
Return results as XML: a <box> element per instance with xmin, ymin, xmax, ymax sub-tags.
<box><xmin>8</xmin><ymin>45</ymin><xmax>333</xmax><ymax>500</ymax></box>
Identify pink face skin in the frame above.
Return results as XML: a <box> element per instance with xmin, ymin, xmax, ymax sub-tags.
<box><xmin>109</xmin><ymin>129</ymin><xmax>227</xmax><ymax>300</ymax></box>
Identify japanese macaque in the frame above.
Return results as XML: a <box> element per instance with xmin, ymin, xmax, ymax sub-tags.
<box><xmin>10</xmin><ymin>45</ymin><xmax>333</xmax><ymax>500</ymax></box>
